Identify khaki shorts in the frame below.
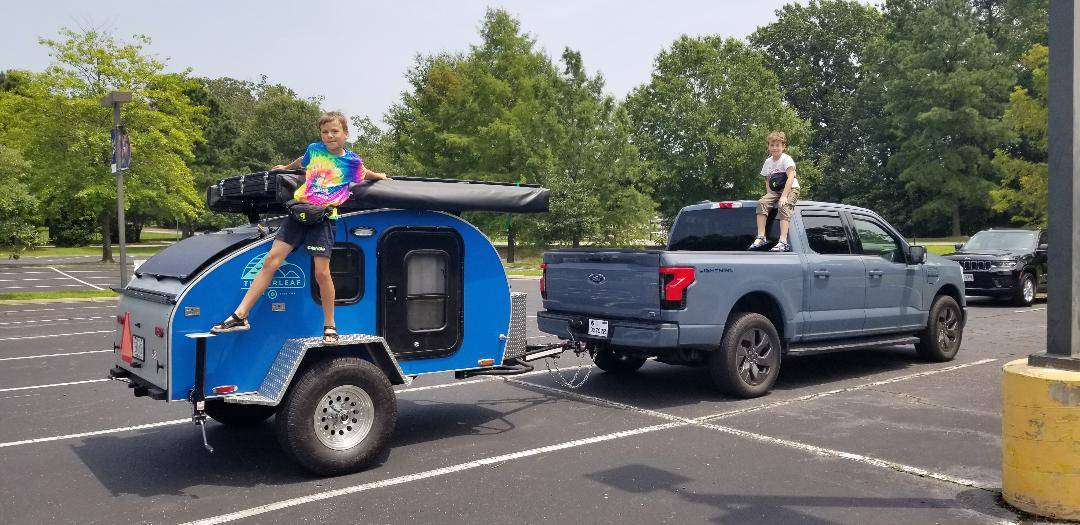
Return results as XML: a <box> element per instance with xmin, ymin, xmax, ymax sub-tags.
<box><xmin>757</xmin><ymin>186</ymin><xmax>800</xmax><ymax>221</ymax></box>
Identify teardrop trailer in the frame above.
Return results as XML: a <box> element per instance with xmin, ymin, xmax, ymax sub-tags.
<box><xmin>108</xmin><ymin>171</ymin><xmax>566</xmax><ymax>475</ymax></box>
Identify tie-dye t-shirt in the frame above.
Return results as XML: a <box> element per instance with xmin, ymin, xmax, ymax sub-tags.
<box><xmin>293</xmin><ymin>142</ymin><xmax>364</xmax><ymax>206</ymax></box>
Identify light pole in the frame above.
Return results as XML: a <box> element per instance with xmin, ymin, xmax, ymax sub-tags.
<box><xmin>99</xmin><ymin>91</ymin><xmax>132</xmax><ymax>287</ymax></box>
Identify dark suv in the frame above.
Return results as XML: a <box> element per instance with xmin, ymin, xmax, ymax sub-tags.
<box><xmin>944</xmin><ymin>229</ymin><xmax>1047</xmax><ymax>306</ymax></box>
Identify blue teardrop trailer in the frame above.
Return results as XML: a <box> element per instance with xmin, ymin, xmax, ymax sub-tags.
<box><xmin>109</xmin><ymin>172</ymin><xmax>552</xmax><ymax>475</ymax></box>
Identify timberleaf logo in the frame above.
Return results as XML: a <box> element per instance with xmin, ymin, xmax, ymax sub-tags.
<box><xmin>241</xmin><ymin>252</ymin><xmax>306</xmax><ymax>299</ymax></box>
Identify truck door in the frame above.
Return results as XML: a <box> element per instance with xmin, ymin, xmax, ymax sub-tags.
<box><xmin>850</xmin><ymin>214</ymin><xmax>924</xmax><ymax>333</ymax></box>
<box><xmin>378</xmin><ymin>227</ymin><xmax>463</xmax><ymax>359</ymax></box>
<box><xmin>800</xmin><ymin>211</ymin><xmax>866</xmax><ymax>339</ymax></box>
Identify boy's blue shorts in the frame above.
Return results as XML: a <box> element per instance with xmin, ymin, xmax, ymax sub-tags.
<box><xmin>276</xmin><ymin>215</ymin><xmax>335</xmax><ymax>258</ymax></box>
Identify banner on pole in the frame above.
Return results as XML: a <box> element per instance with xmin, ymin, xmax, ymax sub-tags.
<box><xmin>110</xmin><ymin>126</ymin><xmax>131</xmax><ymax>173</ymax></box>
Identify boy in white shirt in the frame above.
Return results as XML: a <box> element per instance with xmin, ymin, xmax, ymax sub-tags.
<box><xmin>748</xmin><ymin>131</ymin><xmax>800</xmax><ymax>252</ymax></box>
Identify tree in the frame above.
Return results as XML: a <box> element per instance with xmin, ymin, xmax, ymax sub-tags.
<box><xmin>971</xmin><ymin>0</ymin><xmax>1048</xmax><ymax>62</ymax></box>
<box><xmin>6</xmin><ymin>28</ymin><xmax>206</xmax><ymax>260</ymax></box>
<box><xmin>874</xmin><ymin>0</ymin><xmax>1015</xmax><ymax>236</ymax></box>
<box><xmin>749</xmin><ymin>1</ymin><xmax>886</xmax><ymax>203</ymax></box>
<box><xmin>625</xmin><ymin>36</ymin><xmax>814</xmax><ymax>219</ymax></box>
<box><xmin>0</xmin><ymin>145</ymin><xmax>41</xmax><ymax>254</ymax></box>
<box><xmin>991</xmin><ymin>44</ymin><xmax>1047</xmax><ymax>227</ymax></box>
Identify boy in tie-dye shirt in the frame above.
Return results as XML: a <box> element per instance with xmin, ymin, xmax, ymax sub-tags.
<box><xmin>213</xmin><ymin>111</ymin><xmax>390</xmax><ymax>343</ymax></box>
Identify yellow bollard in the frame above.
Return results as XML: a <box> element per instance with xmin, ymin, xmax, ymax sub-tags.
<box><xmin>1001</xmin><ymin>358</ymin><xmax>1080</xmax><ymax>520</ymax></box>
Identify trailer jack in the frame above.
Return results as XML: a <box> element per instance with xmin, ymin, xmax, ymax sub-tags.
<box><xmin>186</xmin><ymin>332</ymin><xmax>216</xmax><ymax>453</ymax></box>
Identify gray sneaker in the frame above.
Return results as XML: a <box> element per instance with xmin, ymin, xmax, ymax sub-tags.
<box><xmin>770</xmin><ymin>241</ymin><xmax>792</xmax><ymax>252</ymax></box>
<box><xmin>748</xmin><ymin>236</ymin><xmax>769</xmax><ymax>250</ymax></box>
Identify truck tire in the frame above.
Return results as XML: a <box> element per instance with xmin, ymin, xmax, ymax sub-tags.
<box><xmin>204</xmin><ymin>399</ymin><xmax>276</xmax><ymax>427</ymax></box>
<box><xmin>592</xmin><ymin>347</ymin><xmax>647</xmax><ymax>374</ymax></box>
<box><xmin>276</xmin><ymin>356</ymin><xmax>397</xmax><ymax>476</ymax></box>
<box><xmin>710</xmin><ymin>312</ymin><xmax>781</xmax><ymax>398</ymax></box>
<box><xmin>915</xmin><ymin>295</ymin><xmax>963</xmax><ymax>362</ymax></box>
<box><xmin>1011</xmin><ymin>272</ymin><xmax>1036</xmax><ymax>307</ymax></box>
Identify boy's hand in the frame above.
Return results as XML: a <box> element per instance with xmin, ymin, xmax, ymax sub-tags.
<box><xmin>272</xmin><ymin>164</ymin><xmax>288</xmax><ymax>170</ymax></box>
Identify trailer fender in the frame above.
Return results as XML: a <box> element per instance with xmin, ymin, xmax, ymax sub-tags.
<box><xmin>221</xmin><ymin>334</ymin><xmax>408</xmax><ymax>407</ymax></box>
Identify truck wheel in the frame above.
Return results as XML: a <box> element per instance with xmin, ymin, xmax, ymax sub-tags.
<box><xmin>915</xmin><ymin>295</ymin><xmax>963</xmax><ymax>362</ymax></box>
<box><xmin>710</xmin><ymin>312</ymin><xmax>781</xmax><ymax>398</ymax></box>
<box><xmin>204</xmin><ymin>399</ymin><xmax>275</xmax><ymax>427</ymax></box>
<box><xmin>275</xmin><ymin>356</ymin><xmax>396</xmax><ymax>476</ymax></box>
<box><xmin>1011</xmin><ymin>273</ymin><xmax>1036</xmax><ymax>307</ymax></box>
<box><xmin>592</xmin><ymin>347</ymin><xmax>647</xmax><ymax>374</ymax></box>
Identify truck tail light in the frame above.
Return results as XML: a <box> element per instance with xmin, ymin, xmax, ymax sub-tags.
<box><xmin>712</xmin><ymin>201</ymin><xmax>743</xmax><ymax>208</ymax></box>
<box><xmin>659</xmin><ymin>266</ymin><xmax>695</xmax><ymax>309</ymax></box>
<box><xmin>540</xmin><ymin>263</ymin><xmax>548</xmax><ymax>299</ymax></box>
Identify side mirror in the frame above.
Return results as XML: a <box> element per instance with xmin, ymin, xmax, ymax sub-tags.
<box><xmin>909</xmin><ymin>245</ymin><xmax>927</xmax><ymax>264</ymax></box>
<box><xmin>1038</xmin><ymin>243</ymin><xmax>1048</xmax><ymax>252</ymax></box>
<box><xmin>953</xmin><ymin>243</ymin><xmax>964</xmax><ymax>251</ymax></box>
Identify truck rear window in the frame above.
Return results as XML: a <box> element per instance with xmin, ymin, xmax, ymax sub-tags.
<box><xmin>667</xmin><ymin>208</ymin><xmax>778</xmax><ymax>251</ymax></box>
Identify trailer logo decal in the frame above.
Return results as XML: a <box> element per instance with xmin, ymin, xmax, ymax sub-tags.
<box><xmin>241</xmin><ymin>253</ymin><xmax>307</xmax><ymax>299</ymax></box>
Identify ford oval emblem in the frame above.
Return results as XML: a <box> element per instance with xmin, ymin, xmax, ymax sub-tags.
<box><xmin>587</xmin><ymin>273</ymin><xmax>606</xmax><ymax>285</ymax></box>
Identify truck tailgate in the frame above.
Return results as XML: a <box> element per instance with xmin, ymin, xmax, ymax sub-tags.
<box><xmin>543</xmin><ymin>250</ymin><xmax>661</xmax><ymax>320</ymax></box>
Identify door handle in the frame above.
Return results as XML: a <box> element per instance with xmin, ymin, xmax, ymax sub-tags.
<box><xmin>385</xmin><ymin>285</ymin><xmax>399</xmax><ymax>301</ymax></box>
<box><xmin>813</xmin><ymin>269</ymin><xmax>830</xmax><ymax>279</ymax></box>
<box><xmin>868</xmin><ymin>270</ymin><xmax>884</xmax><ymax>278</ymax></box>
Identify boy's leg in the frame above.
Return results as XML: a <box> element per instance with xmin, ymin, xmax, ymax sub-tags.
<box><xmin>313</xmin><ymin>255</ymin><xmax>335</xmax><ymax>328</ymax></box>
<box><xmin>236</xmin><ymin>238</ymin><xmax>295</xmax><ymax>318</ymax></box>
<box><xmin>306</xmin><ymin>219</ymin><xmax>338</xmax><ymax>339</ymax></box>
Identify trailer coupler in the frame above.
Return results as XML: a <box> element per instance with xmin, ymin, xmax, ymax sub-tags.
<box><xmin>186</xmin><ymin>332</ymin><xmax>216</xmax><ymax>454</ymax></box>
<box><xmin>455</xmin><ymin>341</ymin><xmax>576</xmax><ymax>379</ymax></box>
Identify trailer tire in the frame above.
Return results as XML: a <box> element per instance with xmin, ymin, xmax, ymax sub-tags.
<box><xmin>276</xmin><ymin>356</ymin><xmax>397</xmax><ymax>476</ymax></box>
<box><xmin>592</xmin><ymin>347</ymin><xmax>647</xmax><ymax>374</ymax></box>
<box><xmin>709</xmin><ymin>312</ymin><xmax>781</xmax><ymax>398</ymax></box>
<box><xmin>204</xmin><ymin>399</ymin><xmax>275</xmax><ymax>427</ymax></box>
<box><xmin>915</xmin><ymin>295</ymin><xmax>963</xmax><ymax>362</ymax></box>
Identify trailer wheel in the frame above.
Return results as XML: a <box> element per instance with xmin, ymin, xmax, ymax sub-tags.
<box><xmin>709</xmin><ymin>312</ymin><xmax>781</xmax><ymax>398</ymax></box>
<box><xmin>204</xmin><ymin>399</ymin><xmax>275</xmax><ymax>427</ymax></box>
<box><xmin>592</xmin><ymin>347</ymin><xmax>647</xmax><ymax>374</ymax></box>
<box><xmin>276</xmin><ymin>356</ymin><xmax>396</xmax><ymax>476</ymax></box>
<box><xmin>914</xmin><ymin>295</ymin><xmax>963</xmax><ymax>362</ymax></box>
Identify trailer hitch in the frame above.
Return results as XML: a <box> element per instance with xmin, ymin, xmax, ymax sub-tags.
<box><xmin>185</xmin><ymin>332</ymin><xmax>216</xmax><ymax>453</ymax></box>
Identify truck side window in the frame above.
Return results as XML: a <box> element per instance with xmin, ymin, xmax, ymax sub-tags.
<box><xmin>405</xmin><ymin>250</ymin><xmax>448</xmax><ymax>331</ymax></box>
<box><xmin>311</xmin><ymin>243</ymin><xmax>363</xmax><ymax>305</ymax></box>
<box><xmin>852</xmin><ymin>218</ymin><xmax>903</xmax><ymax>262</ymax></box>
<box><xmin>802</xmin><ymin>213</ymin><xmax>851</xmax><ymax>254</ymax></box>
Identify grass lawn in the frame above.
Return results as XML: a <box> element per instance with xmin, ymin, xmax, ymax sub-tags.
<box><xmin>139</xmin><ymin>230</ymin><xmax>181</xmax><ymax>242</ymax></box>
<box><xmin>0</xmin><ymin>290</ymin><xmax>118</xmax><ymax>301</ymax></box>
<box><xmin>9</xmin><ymin>245</ymin><xmax>166</xmax><ymax>258</ymax></box>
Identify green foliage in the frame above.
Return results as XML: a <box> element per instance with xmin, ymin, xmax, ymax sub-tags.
<box><xmin>625</xmin><ymin>36</ymin><xmax>812</xmax><ymax>219</ymax></box>
<box><xmin>991</xmin><ymin>44</ymin><xmax>1047</xmax><ymax>228</ymax></box>
<box><xmin>750</xmin><ymin>1</ymin><xmax>886</xmax><ymax>203</ymax></box>
<box><xmin>873</xmin><ymin>0</ymin><xmax>1015</xmax><ymax>236</ymax></box>
<box><xmin>0</xmin><ymin>146</ymin><xmax>41</xmax><ymax>252</ymax></box>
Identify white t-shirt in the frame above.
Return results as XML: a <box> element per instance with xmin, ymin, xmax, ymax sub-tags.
<box><xmin>760</xmin><ymin>153</ymin><xmax>799</xmax><ymax>189</ymax></box>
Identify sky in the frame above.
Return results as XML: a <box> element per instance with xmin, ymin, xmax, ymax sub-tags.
<box><xmin>1</xmin><ymin>0</ymin><xmax>801</xmax><ymax>126</ymax></box>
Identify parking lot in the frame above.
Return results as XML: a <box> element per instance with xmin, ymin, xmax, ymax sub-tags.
<box><xmin>0</xmin><ymin>281</ymin><xmax>1052</xmax><ymax>524</ymax></box>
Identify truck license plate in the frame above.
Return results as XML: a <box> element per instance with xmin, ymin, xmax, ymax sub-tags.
<box><xmin>588</xmin><ymin>319</ymin><xmax>609</xmax><ymax>338</ymax></box>
<box><xmin>963</xmin><ymin>273</ymin><xmax>973</xmax><ymax>282</ymax></box>
<box><xmin>132</xmin><ymin>335</ymin><xmax>145</xmax><ymax>361</ymax></box>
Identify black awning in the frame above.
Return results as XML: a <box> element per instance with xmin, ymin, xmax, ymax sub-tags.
<box><xmin>207</xmin><ymin>172</ymin><xmax>550</xmax><ymax>216</ymax></box>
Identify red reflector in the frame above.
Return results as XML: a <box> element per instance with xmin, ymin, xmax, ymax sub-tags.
<box><xmin>154</xmin><ymin>326</ymin><xmax>164</xmax><ymax>338</ymax></box>
<box><xmin>211</xmin><ymin>385</ymin><xmax>238</xmax><ymax>394</ymax></box>
<box><xmin>540</xmin><ymin>263</ymin><xmax>548</xmax><ymax>299</ymax></box>
<box><xmin>659</xmin><ymin>267</ymin><xmax>695</xmax><ymax>302</ymax></box>
<box><xmin>119</xmin><ymin>312</ymin><xmax>133</xmax><ymax>364</ymax></box>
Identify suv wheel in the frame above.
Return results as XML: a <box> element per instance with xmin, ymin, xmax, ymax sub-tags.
<box><xmin>915</xmin><ymin>295</ymin><xmax>963</xmax><ymax>362</ymax></box>
<box><xmin>709</xmin><ymin>312</ymin><xmax>781</xmax><ymax>398</ymax></box>
<box><xmin>1011</xmin><ymin>273</ymin><xmax>1036</xmax><ymax>307</ymax></box>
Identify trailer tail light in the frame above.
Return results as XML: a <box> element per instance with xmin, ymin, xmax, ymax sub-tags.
<box><xmin>659</xmin><ymin>266</ymin><xmax>695</xmax><ymax>309</ymax></box>
<box><xmin>540</xmin><ymin>263</ymin><xmax>548</xmax><ymax>299</ymax></box>
<box><xmin>211</xmin><ymin>385</ymin><xmax>238</xmax><ymax>395</ymax></box>
<box><xmin>154</xmin><ymin>326</ymin><xmax>165</xmax><ymax>338</ymax></box>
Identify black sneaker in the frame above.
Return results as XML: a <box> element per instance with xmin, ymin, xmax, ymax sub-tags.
<box><xmin>211</xmin><ymin>313</ymin><xmax>250</xmax><ymax>333</ymax></box>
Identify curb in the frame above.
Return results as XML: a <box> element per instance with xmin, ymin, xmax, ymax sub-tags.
<box><xmin>0</xmin><ymin>296</ymin><xmax>119</xmax><ymax>306</ymax></box>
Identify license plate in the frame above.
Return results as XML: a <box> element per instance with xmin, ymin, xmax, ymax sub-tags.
<box><xmin>963</xmin><ymin>273</ymin><xmax>974</xmax><ymax>282</ymax></box>
<box><xmin>132</xmin><ymin>335</ymin><xmax>145</xmax><ymax>361</ymax></box>
<box><xmin>587</xmin><ymin>319</ymin><xmax>609</xmax><ymax>338</ymax></box>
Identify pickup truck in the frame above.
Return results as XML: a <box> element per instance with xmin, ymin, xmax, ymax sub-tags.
<box><xmin>537</xmin><ymin>200</ymin><xmax>967</xmax><ymax>398</ymax></box>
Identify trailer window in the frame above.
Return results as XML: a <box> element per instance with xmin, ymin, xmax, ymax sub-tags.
<box><xmin>405</xmin><ymin>250</ymin><xmax>448</xmax><ymax>331</ymax></box>
<box><xmin>311</xmin><ymin>243</ymin><xmax>363</xmax><ymax>304</ymax></box>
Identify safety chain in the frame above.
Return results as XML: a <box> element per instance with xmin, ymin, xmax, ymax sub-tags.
<box><xmin>543</xmin><ymin>333</ymin><xmax>594</xmax><ymax>389</ymax></box>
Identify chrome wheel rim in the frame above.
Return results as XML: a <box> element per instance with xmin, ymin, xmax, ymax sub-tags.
<box><xmin>1022</xmin><ymin>278</ymin><xmax>1035</xmax><ymax>303</ymax></box>
<box><xmin>314</xmin><ymin>385</ymin><xmax>374</xmax><ymax>450</ymax></box>
<box><xmin>936</xmin><ymin>306</ymin><xmax>960</xmax><ymax>350</ymax></box>
<box><xmin>736</xmin><ymin>328</ymin><xmax>773</xmax><ymax>386</ymax></box>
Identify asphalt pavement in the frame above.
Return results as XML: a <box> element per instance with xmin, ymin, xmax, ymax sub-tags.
<box><xmin>0</xmin><ymin>284</ymin><xmax>1058</xmax><ymax>524</ymax></box>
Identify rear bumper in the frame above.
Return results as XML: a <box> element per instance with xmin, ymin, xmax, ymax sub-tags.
<box><xmin>537</xmin><ymin>311</ymin><xmax>679</xmax><ymax>348</ymax></box>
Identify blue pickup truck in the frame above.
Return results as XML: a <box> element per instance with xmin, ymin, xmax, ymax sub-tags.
<box><xmin>538</xmin><ymin>200</ymin><xmax>967</xmax><ymax>398</ymax></box>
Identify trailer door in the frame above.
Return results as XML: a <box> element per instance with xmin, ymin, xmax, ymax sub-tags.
<box><xmin>378</xmin><ymin>227</ymin><xmax>463</xmax><ymax>359</ymax></box>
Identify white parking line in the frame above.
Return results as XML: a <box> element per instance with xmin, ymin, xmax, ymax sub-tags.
<box><xmin>48</xmin><ymin>267</ymin><xmax>105</xmax><ymax>290</ymax></box>
<box><xmin>0</xmin><ymin>419</ymin><xmax>189</xmax><ymax>449</ymax></box>
<box><xmin>2</xmin><ymin>305</ymin><xmax>115</xmax><ymax>314</ymax></box>
<box><xmin>1013</xmin><ymin>307</ymin><xmax>1046</xmax><ymax>313</ymax></box>
<box><xmin>0</xmin><ymin>349</ymin><xmax>112</xmax><ymax>362</ymax></box>
<box><xmin>0</xmin><ymin>379</ymin><xmax>111</xmax><ymax>393</ymax></box>
<box><xmin>0</xmin><ymin>330</ymin><xmax>112</xmax><ymax>342</ymax></box>
<box><xmin>0</xmin><ymin>284</ymin><xmax>88</xmax><ymax>289</ymax></box>
<box><xmin>0</xmin><ymin>316</ymin><xmax>109</xmax><ymax>327</ymax></box>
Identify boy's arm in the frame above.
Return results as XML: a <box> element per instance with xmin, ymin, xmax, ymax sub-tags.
<box><xmin>273</xmin><ymin>157</ymin><xmax>303</xmax><ymax>170</ymax></box>
<box><xmin>779</xmin><ymin>166</ymin><xmax>796</xmax><ymax>204</ymax></box>
<box><xmin>362</xmin><ymin>166</ymin><xmax>391</xmax><ymax>180</ymax></box>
